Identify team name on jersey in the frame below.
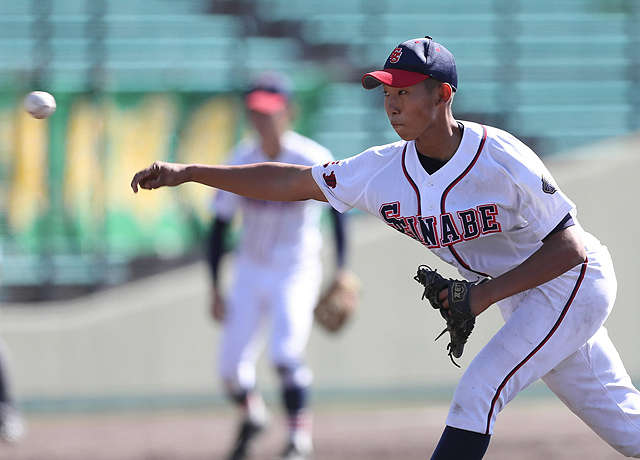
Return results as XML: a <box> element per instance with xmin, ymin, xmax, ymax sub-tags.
<box><xmin>379</xmin><ymin>202</ymin><xmax>502</xmax><ymax>248</ymax></box>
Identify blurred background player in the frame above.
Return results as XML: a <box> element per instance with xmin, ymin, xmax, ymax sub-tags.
<box><xmin>0</xmin><ymin>222</ymin><xmax>25</xmax><ymax>444</ymax></box>
<box><xmin>206</xmin><ymin>72</ymin><xmax>351</xmax><ymax>460</ymax></box>
<box><xmin>0</xmin><ymin>337</ymin><xmax>25</xmax><ymax>443</ymax></box>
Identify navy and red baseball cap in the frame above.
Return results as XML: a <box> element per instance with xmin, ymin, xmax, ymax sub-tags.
<box><xmin>245</xmin><ymin>72</ymin><xmax>292</xmax><ymax>114</ymax></box>
<box><xmin>362</xmin><ymin>36</ymin><xmax>458</xmax><ymax>91</ymax></box>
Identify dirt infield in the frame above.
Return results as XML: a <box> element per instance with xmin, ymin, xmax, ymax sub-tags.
<box><xmin>0</xmin><ymin>400</ymin><xmax>628</xmax><ymax>460</ymax></box>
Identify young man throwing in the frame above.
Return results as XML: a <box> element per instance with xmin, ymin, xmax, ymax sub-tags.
<box><xmin>132</xmin><ymin>37</ymin><xmax>640</xmax><ymax>459</ymax></box>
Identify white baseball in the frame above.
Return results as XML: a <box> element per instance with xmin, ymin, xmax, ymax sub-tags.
<box><xmin>24</xmin><ymin>91</ymin><xmax>57</xmax><ymax>119</ymax></box>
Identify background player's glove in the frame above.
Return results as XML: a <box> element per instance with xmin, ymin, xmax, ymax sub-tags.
<box><xmin>414</xmin><ymin>265</ymin><xmax>476</xmax><ymax>367</ymax></box>
<box><xmin>314</xmin><ymin>271</ymin><xmax>360</xmax><ymax>333</ymax></box>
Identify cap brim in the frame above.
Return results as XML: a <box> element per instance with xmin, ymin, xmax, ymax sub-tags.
<box><xmin>246</xmin><ymin>90</ymin><xmax>287</xmax><ymax>114</ymax></box>
<box><xmin>361</xmin><ymin>69</ymin><xmax>430</xmax><ymax>89</ymax></box>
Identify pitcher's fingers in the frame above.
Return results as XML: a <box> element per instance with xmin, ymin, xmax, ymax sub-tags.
<box><xmin>439</xmin><ymin>289</ymin><xmax>449</xmax><ymax>309</ymax></box>
<box><xmin>146</xmin><ymin>176</ymin><xmax>164</xmax><ymax>189</ymax></box>
<box><xmin>131</xmin><ymin>170</ymin><xmax>145</xmax><ymax>193</ymax></box>
<box><xmin>133</xmin><ymin>164</ymin><xmax>161</xmax><ymax>191</ymax></box>
<box><xmin>131</xmin><ymin>168</ymin><xmax>154</xmax><ymax>192</ymax></box>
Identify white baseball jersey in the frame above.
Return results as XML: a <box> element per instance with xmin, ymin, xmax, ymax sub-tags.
<box><xmin>311</xmin><ymin>121</ymin><xmax>640</xmax><ymax>456</ymax></box>
<box><xmin>312</xmin><ymin>121</ymin><xmax>584</xmax><ymax>280</ymax></box>
<box><xmin>214</xmin><ymin>130</ymin><xmax>333</xmax><ymax>268</ymax></box>
<box><xmin>215</xmin><ymin>131</ymin><xmax>333</xmax><ymax>391</ymax></box>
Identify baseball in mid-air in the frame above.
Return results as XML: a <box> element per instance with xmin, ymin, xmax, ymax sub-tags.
<box><xmin>23</xmin><ymin>91</ymin><xmax>57</xmax><ymax>119</ymax></box>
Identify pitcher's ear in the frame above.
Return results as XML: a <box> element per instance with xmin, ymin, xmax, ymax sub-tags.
<box><xmin>440</xmin><ymin>83</ymin><xmax>453</xmax><ymax>103</ymax></box>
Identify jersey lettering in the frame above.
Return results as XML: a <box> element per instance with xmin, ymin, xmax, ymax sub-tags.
<box><xmin>380</xmin><ymin>202</ymin><xmax>407</xmax><ymax>233</ymax></box>
<box><xmin>440</xmin><ymin>213</ymin><xmax>462</xmax><ymax>246</ymax></box>
<box><xmin>417</xmin><ymin>216</ymin><xmax>439</xmax><ymax>248</ymax></box>
<box><xmin>457</xmin><ymin>209</ymin><xmax>480</xmax><ymax>240</ymax></box>
<box><xmin>380</xmin><ymin>202</ymin><xmax>501</xmax><ymax>249</ymax></box>
<box><xmin>402</xmin><ymin>216</ymin><xmax>422</xmax><ymax>242</ymax></box>
<box><xmin>477</xmin><ymin>204</ymin><xmax>501</xmax><ymax>233</ymax></box>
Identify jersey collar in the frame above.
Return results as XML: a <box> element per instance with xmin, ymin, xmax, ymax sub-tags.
<box><xmin>404</xmin><ymin>122</ymin><xmax>479</xmax><ymax>188</ymax></box>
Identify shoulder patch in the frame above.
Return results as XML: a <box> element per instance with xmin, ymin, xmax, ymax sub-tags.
<box><xmin>323</xmin><ymin>170</ymin><xmax>337</xmax><ymax>188</ymax></box>
<box><xmin>541</xmin><ymin>175</ymin><xmax>556</xmax><ymax>194</ymax></box>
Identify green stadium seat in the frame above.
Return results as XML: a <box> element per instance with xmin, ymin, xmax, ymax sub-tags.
<box><xmin>0</xmin><ymin>14</ymin><xmax>243</xmax><ymax>40</ymax></box>
<box><xmin>0</xmin><ymin>3</ymin><xmax>31</xmax><ymax>14</ymax></box>
<box><xmin>516</xmin><ymin>13</ymin><xmax>627</xmax><ymax>37</ymax></box>
<box><xmin>512</xmin><ymin>104</ymin><xmax>631</xmax><ymax>136</ymax></box>
<box><xmin>105</xmin><ymin>14</ymin><xmax>242</xmax><ymax>39</ymax></box>
<box><xmin>455</xmin><ymin>82</ymin><xmax>502</xmax><ymax>114</ymax></box>
<box><xmin>2</xmin><ymin>0</ymin><xmax>638</xmax><ymax>292</ymax></box>
<box><xmin>242</xmin><ymin>37</ymin><xmax>301</xmax><ymax>74</ymax></box>
<box><xmin>49</xmin><ymin>0</ymin><xmax>87</xmax><ymax>14</ymax></box>
<box><xmin>517</xmin><ymin>35</ymin><xmax>628</xmax><ymax>61</ymax></box>
<box><xmin>104</xmin><ymin>0</ymin><xmax>207</xmax><ymax>15</ymax></box>
<box><xmin>515</xmin><ymin>81</ymin><xmax>631</xmax><ymax>106</ymax></box>
<box><xmin>319</xmin><ymin>83</ymin><xmax>372</xmax><ymax>105</ymax></box>
<box><xmin>386</xmin><ymin>0</ymin><xmax>495</xmax><ymax>15</ymax></box>
<box><xmin>258</xmin><ymin>0</ymin><xmax>367</xmax><ymax>21</ymax></box>
<box><xmin>0</xmin><ymin>39</ymin><xmax>32</xmax><ymax>69</ymax></box>
<box><xmin>0</xmin><ymin>16</ymin><xmax>32</xmax><ymax>39</ymax></box>
<box><xmin>303</xmin><ymin>15</ymin><xmax>367</xmax><ymax>45</ymax></box>
<box><xmin>311</xmin><ymin>108</ymin><xmax>375</xmax><ymax>133</ymax></box>
<box><xmin>380</xmin><ymin>14</ymin><xmax>496</xmax><ymax>40</ymax></box>
<box><xmin>0</xmin><ymin>0</ymin><xmax>208</xmax><ymax>15</ymax></box>
<box><xmin>314</xmin><ymin>131</ymin><xmax>376</xmax><ymax>159</ymax></box>
<box><xmin>517</xmin><ymin>0</ymin><xmax>628</xmax><ymax>14</ymax></box>
<box><xmin>515</xmin><ymin>59</ymin><xmax>627</xmax><ymax>81</ymax></box>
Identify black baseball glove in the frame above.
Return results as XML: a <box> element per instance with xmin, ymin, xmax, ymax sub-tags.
<box><xmin>414</xmin><ymin>265</ymin><xmax>476</xmax><ymax>367</ymax></box>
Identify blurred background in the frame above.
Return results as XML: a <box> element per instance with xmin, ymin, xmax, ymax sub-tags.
<box><xmin>0</xmin><ymin>0</ymin><xmax>639</xmax><ymax>459</ymax></box>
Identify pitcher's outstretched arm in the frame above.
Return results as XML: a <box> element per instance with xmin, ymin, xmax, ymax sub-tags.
<box><xmin>131</xmin><ymin>161</ymin><xmax>327</xmax><ymax>202</ymax></box>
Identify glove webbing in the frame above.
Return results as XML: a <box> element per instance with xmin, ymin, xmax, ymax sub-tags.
<box><xmin>414</xmin><ymin>265</ymin><xmax>475</xmax><ymax>368</ymax></box>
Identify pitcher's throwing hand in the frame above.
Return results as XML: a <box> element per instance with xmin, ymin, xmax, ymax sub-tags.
<box><xmin>131</xmin><ymin>161</ymin><xmax>188</xmax><ymax>193</ymax></box>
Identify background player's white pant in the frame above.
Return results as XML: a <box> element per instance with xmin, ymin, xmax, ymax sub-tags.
<box><xmin>446</xmin><ymin>246</ymin><xmax>640</xmax><ymax>457</ymax></box>
<box><xmin>218</xmin><ymin>259</ymin><xmax>321</xmax><ymax>391</ymax></box>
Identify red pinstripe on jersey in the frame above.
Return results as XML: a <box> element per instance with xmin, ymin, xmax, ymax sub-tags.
<box><xmin>401</xmin><ymin>143</ymin><xmax>422</xmax><ymax>216</ymax></box>
<box><xmin>440</xmin><ymin>125</ymin><xmax>489</xmax><ymax>277</ymax></box>
<box><xmin>484</xmin><ymin>257</ymin><xmax>589</xmax><ymax>434</ymax></box>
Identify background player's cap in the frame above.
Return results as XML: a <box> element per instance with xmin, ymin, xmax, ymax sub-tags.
<box><xmin>362</xmin><ymin>36</ymin><xmax>458</xmax><ymax>91</ymax></box>
<box><xmin>245</xmin><ymin>72</ymin><xmax>292</xmax><ymax>114</ymax></box>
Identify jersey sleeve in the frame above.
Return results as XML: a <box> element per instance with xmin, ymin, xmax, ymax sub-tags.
<box><xmin>521</xmin><ymin>172</ymin><xmax>574</xmax><ymax>241</ymax></box>
<box><xmin>310</xmin><ymin>148</ymin><xmax>378</xmax><ymax>214</ymax></box>
<box><xmin>492</xmin><ymin>133</ymin><xmax>575</xmax><ymax>241</ymax></box>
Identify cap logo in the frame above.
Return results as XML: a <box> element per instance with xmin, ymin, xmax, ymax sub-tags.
<box><xmin>388</xmin><ymin>47</ymin><xmax>403</xmax><ymax>63</ymax></box>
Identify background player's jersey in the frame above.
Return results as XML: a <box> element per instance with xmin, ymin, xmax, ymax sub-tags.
<box><xmin>311</xmin><ymin>121</ymin><xmax>597</xmax><ymax>280</ymax></box>
<box><xmin>214</xmin><ymin>131</ymin><xmax>333</xmax><ymax>268</ymax></box>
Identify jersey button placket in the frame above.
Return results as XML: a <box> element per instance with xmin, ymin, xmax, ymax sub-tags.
<box><xmin>426</xmin><ymin>183</ymin><xmax>435</xmax><ymax>212</ymax></box>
